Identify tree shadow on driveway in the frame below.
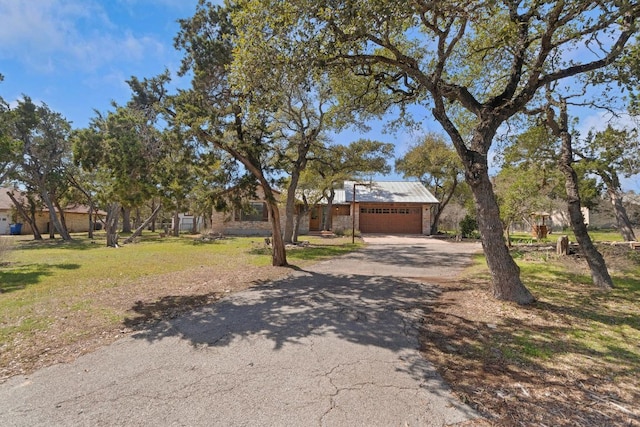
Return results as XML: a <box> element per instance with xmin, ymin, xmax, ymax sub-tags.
<box><xmin>126</xmin><ymin>270</ymin><xmax>440</xmax><ymax>353</ymax></box>
<box><xmin>124</xmin><ymin>238</ymin><xmax>479</xmax><ymax>362</ymax></box>
<box><xmin>117</xmin><ymin>242</ymin><xmax>482</xmax><ymax>424</ymax></box>
<box><xmin>314</xmin><ymin>243</ymin><xmax>479</xmax><ymax>276</ymax></box>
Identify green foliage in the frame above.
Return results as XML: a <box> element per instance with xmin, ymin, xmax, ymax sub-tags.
<box><xmin>459</xmin><ymin>214</ymin><xmax>478</xmax><ymax>238</ymax></box>
<box><xmin>395</xmin><ymin>133</ymin><xmax>469</xmax><ymax>232</ymax></box>
<box><xmin>580</xmin><ymin>125</ymin><xmax>639</xmax><ymax>187</ymax></box>
<box><xmin>496</xmin><ymin>123</ymin><xmax>605</xmax><ymax>226</ymax></box>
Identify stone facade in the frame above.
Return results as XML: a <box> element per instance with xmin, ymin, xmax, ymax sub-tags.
<box><xmin>210</xmin><ymin>186</ymin><xmax>311</xmax><ymax>236</ymax></box>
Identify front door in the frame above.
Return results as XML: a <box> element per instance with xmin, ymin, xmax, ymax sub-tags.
<box><xmin>309</xmin><ymin>207</ymin><xmax>321</xmax><ymax>231</ymax></box>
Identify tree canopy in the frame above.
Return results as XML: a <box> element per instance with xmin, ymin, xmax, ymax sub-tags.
<box><xmin>395</xmin><ymin>133</ymin><xmax>466</xmax><ymax>233</ymax></box>
<box><xmin>232</xmin><ymin>0</ymin><xmax>639</xmax><ymax>303</ymax></box>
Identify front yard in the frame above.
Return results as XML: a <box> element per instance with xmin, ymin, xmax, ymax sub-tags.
<box><xmin>1</xmin><ymin>231</ymin><xmax>639</xmax><ymax>425</ymax></box>
<box><xmin>0</xmin><ymin>233</ymin><xmax>358</xmax><ymax>380</ymax></box>
<box><xmin>422</xmin><ymin>241</ymin><xmax>640</xmax><ymax>426</ymax></box>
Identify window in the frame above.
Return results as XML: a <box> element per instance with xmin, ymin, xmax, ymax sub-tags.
<box><xmin>235</xmin><ymin>202</ymin><xmax>269</xmax><ymax>222</ymax></box>
<box><xmin>335</xmin><ymin>205</ymin><xmax>350</xmax><ymax>215</ymax></box>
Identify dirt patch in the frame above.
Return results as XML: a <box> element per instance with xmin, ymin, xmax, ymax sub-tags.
<box><xmin>421</xmin><ymin>245</ymin><xmax>640</xmax><ymax>426</ymax></box>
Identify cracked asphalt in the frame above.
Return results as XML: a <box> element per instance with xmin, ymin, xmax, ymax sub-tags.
<box><xmin>0</xmin><ymin>235</ymin><xmax>483</xmax><ymax>426</ymax></box>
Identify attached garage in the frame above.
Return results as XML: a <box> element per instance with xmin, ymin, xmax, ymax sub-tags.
<box><xmin>359</xmin><ymin>205</ymin><xmax>423</xmax><ymax>234</ymax></box>
<box><xmin>317</xmin><ymin>181</ymin><xmax>439</xmax><ymax>235</ymax></box>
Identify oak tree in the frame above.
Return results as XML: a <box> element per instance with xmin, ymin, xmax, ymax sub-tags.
<box><xmin>234</xmin><ymin>0</ymin><xmax>638</xmax><ymax>303</ymax></box>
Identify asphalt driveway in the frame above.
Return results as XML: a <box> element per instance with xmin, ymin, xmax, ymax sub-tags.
<box><xmin>0</xmin><ymin>235</ymin><xmax>483</xmax><ymax>426</ymax></box>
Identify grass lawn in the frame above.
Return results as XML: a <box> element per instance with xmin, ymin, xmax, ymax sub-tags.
<box><xmin>421</xmin><ymin>241</ymin><xmax>640</xmax><ymax>425</ymax></box>
<box><xmin>0</xmin><ymin>233</ymin><xmax>359</xmax><ymax>380</ymax></box>
<box><xmin>507</xmin><ymin>228</ymin><xmax>630</xmax><ymax>245</ymax></box>
<box><xmin>2</xmin><ymin>229</ymin><xmax>639</xmax><ymax>424</ymax></box>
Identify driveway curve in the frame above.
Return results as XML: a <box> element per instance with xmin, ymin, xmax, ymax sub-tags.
<box><xmin>0</xmin><ymin>235</ymin><xmax>483</xmax><ymax>426</ymax></box>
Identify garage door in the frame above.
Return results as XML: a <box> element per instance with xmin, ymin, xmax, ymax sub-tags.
<box><xmin>359</xmin><ymin>205</ymin><xmax>422</xmax><ymax>234</ymax></box>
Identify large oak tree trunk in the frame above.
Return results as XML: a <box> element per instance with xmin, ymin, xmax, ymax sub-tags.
<box><xmin>293</xmin><ymin>194</ymin><xmax>310</xmax><ymax>242</ymax></box>
<box><xmin>559</xmin><ymin>148</ymin><xmax>614</xmax><ymax>290</ymax></box>
<box><xmin>608</xmin><ymin>188</ymin><xmax>636</xmax><ymax>242</ymax></box>
<box><xmin>433</xmin><ymin>106</ymin><xmax>534</xmax><ymax>304</ymax></box>
<box><xmin>121</xmin><ymin>207</ymin><xmax>132</xmax><ymax>233</ymax></box>
<box><xmin>172</xmin><ymin>210</ymin><xmax>180</xmax><ymax>237</ymax></box>
<box><xmin>283</xmin><ymin>170</ymin><xmax>301</xmax><ymax>244</ymax></box>
<box><xmin>265</xmin><ymin>196</ymin><xmax>287</xmax><ymax>266</ymax></box>
<box><xmin>472</xmin><ymin>172</ymin><xmax>535</xmax><ymax>303</ymax></box>
<box><xmin>562</xmin><ymin>173</ymin><xmax>613</xmax><ymax>289</ymax></box>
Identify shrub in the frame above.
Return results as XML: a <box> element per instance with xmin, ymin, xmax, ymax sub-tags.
<box><xmin>459</xmin><ymin>214</ymin><xmax>478</xmax><ymax>238</ymax></box>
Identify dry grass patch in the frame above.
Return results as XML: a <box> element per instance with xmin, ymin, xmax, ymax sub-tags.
<box><xmin>421</xmin><ymin>245</ymin><xmax>640</xmax><ymax>426</ymax></box>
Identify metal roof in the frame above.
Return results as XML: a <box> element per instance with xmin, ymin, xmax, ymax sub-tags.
<box><xmin>332</xmin><ymin>181</ymin><xmax>439</xmax><ymax>204</ymax></box>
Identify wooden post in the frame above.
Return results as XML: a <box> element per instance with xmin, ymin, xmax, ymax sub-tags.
<box><xmin>557</xmin><ymin>235</ymin><xmax>569</xmax><ymax>256</ymax></box>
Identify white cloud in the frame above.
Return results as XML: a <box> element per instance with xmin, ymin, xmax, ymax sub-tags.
<box><xmin>0</xmin><ymin>0</ymin><xmax>167</xmax><ymax>73</ymax></box>
<box><xmin>577</xmin><ymin>110</ymin><xmax>638</xmax><ymax>136</ymax></box>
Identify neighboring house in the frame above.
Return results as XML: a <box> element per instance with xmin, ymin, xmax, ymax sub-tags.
<box><xmin>0</xmin><ymin>190</ymin><xmax>12</xmax><ymax>235</ymax></box>
<box><xmin>546</xmin><ymin>192</ymin><xmax>640</xmax><ymax>232</ymax></box>
<box><xmin>312</xmin><ymin>181</ymin><xmax>439</xmax><ymax>235</ymax></box>
<box><xmin>172</xmin><ymin>212</ymin><xmax>204</xmax><ymax>233</ymax></box>
<box><xmin>0</xmin><ymin>187</ymin><xmax>105</xmax><ymax>235</ymax></box>
<box><xmin>549</xmin><ymin>207</ymin><xmax>591</xmax><ymax>231</ymax></box>
<box><xmin>588</xmin><ymin>193</ymin><xmax>640</xmax><ymax>229</ymax></box>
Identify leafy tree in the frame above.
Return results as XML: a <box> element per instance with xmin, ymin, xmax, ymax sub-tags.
<box><xmin>395</xmin><ymin>133</ymin><xmax>466</xmax><ymax>233</ymax></box>
<box><xmin>270</xmin><ymin>81</ymin><xmax>331</xmax><ymax>244</ymax></box>
<box><xmin>543</xmin><ymin>93</ymin><xmax>613</xmax><ymax>289</ymax></box>
<box><xmin>579</xmin><ymin>126</ymin><xmax>639</xmax><ymax>241</ymax></box>
<box><xmin>459</xmin><ymin>214</ymin><xmax>477</xmax><ymax>239</ymax></box>
<box><xmin>10</xmin><ymin>97</ymin><xmax>73</xmax><ymax>240</ymax></box>
<box><xmin>0</xmin><ymin>78</ymin><xmax>23</xmax><ymax>187</ymax></box>
<box><xmin>72</xmin><ymin>103</ymin><xmax>164</xmax><ymax>246</ymax></box>
<box><xmin>233</xmin><ymin>0</ymin><xmax>638</xmax><ymax>303</ymax></box>
<box><xmin>495</xmin><ymin>166</ymin><xmax>550</xmax><ymax>244</ymax></box>
<box><xmin>174</xmin><ymin>2</ymin><xmax>290</xmax><ymax>266</ymax></box>
<box><xmin>309</xmin><ymin>139</ymin><xmax>394</xmax><ymax>231</ymax></box>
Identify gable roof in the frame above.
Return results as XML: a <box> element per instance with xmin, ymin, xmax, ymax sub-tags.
<box><xmin>0</xmin><ymin>187</ymin><xmax>106</xmax><ymax>215</ymax></box>
<box><xmin>0</xmin><ymin>187</ymin><xmax>21</xmax><ymax>210</ymax></box>
<box><xmin>332</xmin><ymin>181</ymin><xmax>439</xmax><ymax>204</ymax></box>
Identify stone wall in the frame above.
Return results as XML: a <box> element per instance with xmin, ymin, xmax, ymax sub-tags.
<box><xmin>211</xmin><ymin>205</ymin><xmax>310</xmax><ymax>236</ymax></box>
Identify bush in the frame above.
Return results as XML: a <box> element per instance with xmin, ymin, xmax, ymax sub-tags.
<box><xmin>339</xmin><ymin>228</ymin><xmax>361</xmax><ymax>238</ymax></box>
<box><xmin>459</xmin><ymin>214</ymin><xmax>478</xmax><ymax>238</ymax></box>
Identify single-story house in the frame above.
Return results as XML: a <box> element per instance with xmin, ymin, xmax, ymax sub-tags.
<box><xmin>0</xmin><ymin>187</ymin><xmax>104</xmax><ymax>235</ymax></box>
<box><xmin>208</xmin><ymin>181</ymin><xmax>439</xmax><ymax>236</ymax></box>
<box><xmin>312</xmin><ymin>181</ymin><xmax>439</xmax><ymax>235</ymax></box>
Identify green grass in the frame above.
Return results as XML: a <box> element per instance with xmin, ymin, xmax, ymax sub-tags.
<box><xmin>504</xmin><ymin>250</ymin><xmax>640</xmax><ymax>372</ymax></box>
<box><xmin>509</xmin><ymin>228</ymin><xmax>628</xmax><ymax>244</ymax></box>
<box><xmin>456</xmin><ymin>241</ymin><xmax>640</xmax><ymax>383</ymax></box>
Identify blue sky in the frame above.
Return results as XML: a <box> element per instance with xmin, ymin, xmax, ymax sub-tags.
<box><xmin>0</xmin><ymin>0</ymin><xmax>198</xmax><ymax>128</ymax></box>
<box><xmin>1</xmin><ymin>0</ymin><xmax>638</xmax><ymax>192</ymax></box>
